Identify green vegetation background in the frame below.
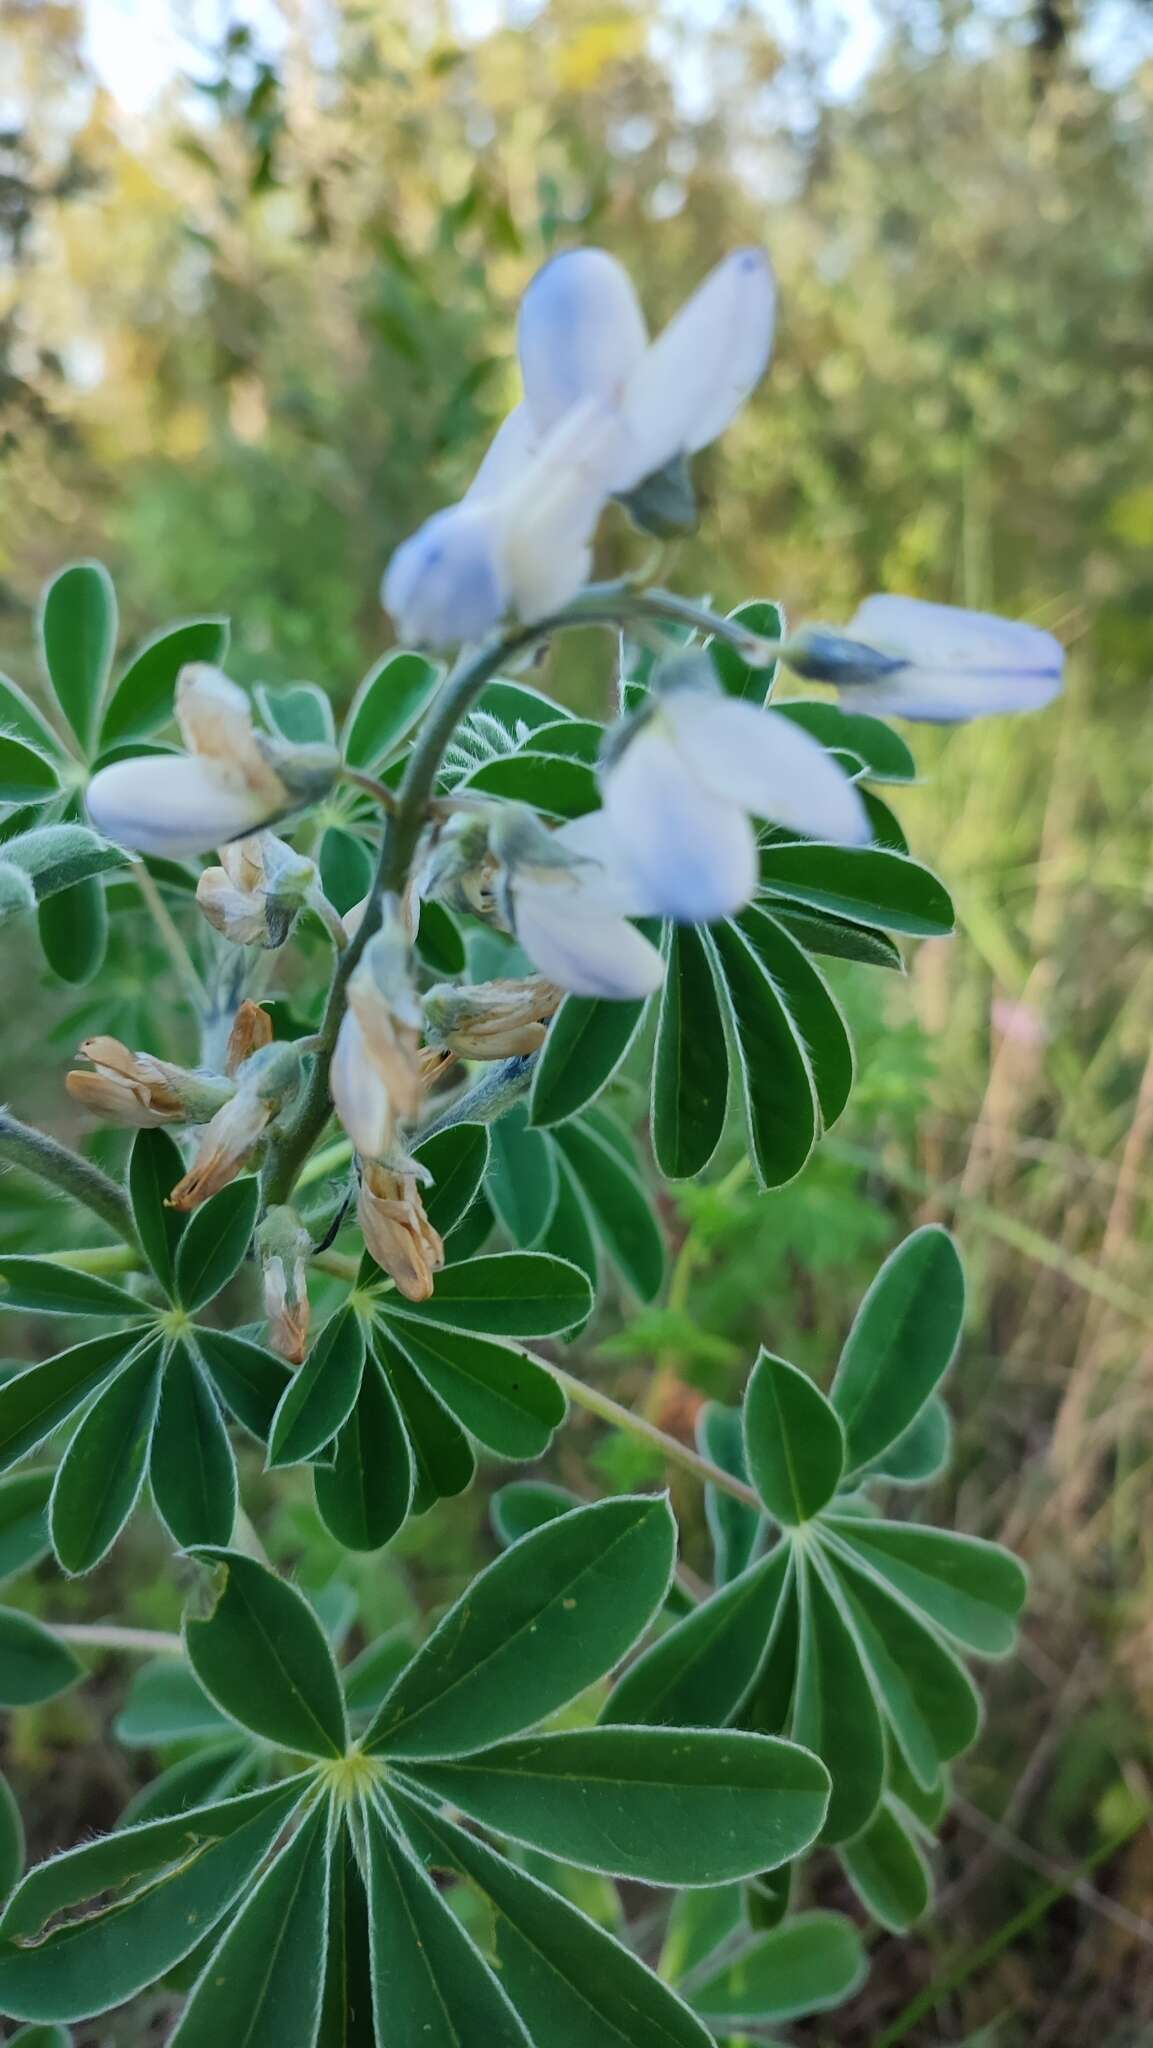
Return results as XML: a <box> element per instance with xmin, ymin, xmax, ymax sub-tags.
<box><xmin>2</xmin><ymin>1</ymin><xmax>1152</xmax><ymax>2039</ymax></box>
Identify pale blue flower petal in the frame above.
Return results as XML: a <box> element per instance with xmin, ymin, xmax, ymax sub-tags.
<box><xmin>464</xmin><ymin>403</ymin><xmax>539</xmax><ymax>503</ymax></box>
<box><xmin>843</xmin><ymin>596</ymin><xmax>1065</xmax><ymax>721</ymax></box>
<box><xmin>512</xmin><ymin>881</ymin><xmax>666</xmax><ymax>999</ymax></box>
<box><xmin>518</xmin><ymin>248</ymin><xmax>648</xmax><ymax>439</ymax></box>
<box><xmin>382</xmin><ymin>503</ymin><xmax>506</xmax><ymax>650</ymax></box>
<box><xmin>663</xmin><ymin>691</ymin><xmax>871</xmax><ymax>844</ymax></box>
<box><xmin>603</xmin><ymin>723</ymin><xmax>759</xmax><ymax>922</ymax></box>
<box><xmin>614</xmin><ymin>248</ymin><xmax>775</xmax><ymax>491</ymax></box>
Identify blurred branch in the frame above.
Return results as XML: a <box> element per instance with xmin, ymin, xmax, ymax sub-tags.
<box><xmin>0</xmin><ymin>1110</ymin><xmax>138</xmax><ymax>1248</ymax></box>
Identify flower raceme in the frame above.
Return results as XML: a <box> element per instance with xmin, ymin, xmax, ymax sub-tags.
<box><xmin>86</xmin><ymin>664</ymin><xmax>339</xmax><ymax>859</ymax></box>
<box><xmin>784</xmin><ymin>596</ymin><xmax>1066</xmax><ymax>723</ymax></box>
<box><xmin>383</xmin><ymin>246</ymin><xmax>775</xmax><ymax>649</ymax></box>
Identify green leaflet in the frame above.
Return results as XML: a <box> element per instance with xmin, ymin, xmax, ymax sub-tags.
<box><xmin>543</xmin><ymin>1158</ymin><xmax>599</xmax><ymax>1292</ymax></box>
<box><xmin>193</xmin><ymin>1328</ymin><xmax>293</xmax><ymax>1443</ymax></box>
<box><xmin>168</xmin><ymin>1802</ymin><xmax>329</xmax><ymax>2047</ymax></box>
<box><xmin>862</xmin><ymin>1397</ymin><xmax>952</xmax><ymax>1487</ymax></box>
<box><xmin>395</xmin><ymin>1788</ymin><xmax>714</xmax><ymax>2048</ymax></box>
<box><xmin>101</xmin><ymin>618</ymin><xmax>229</xmax><ymax>746</ymax></box>
<box><xmin>364</xmin><ymin>1802</ymin><xmax>531</xmax><ymax>2047</ymax></box>
<box><xmin>319</xmin><ymin>1823</ymin><xmax>376</xmax><ymax>2048</ymax></box>
<box><xmin>734</xmin><ymin>905</ymin><xmax>855</xmax><ymax>1130</ymax></box>
<box><xmin>529</xmin><ymin>991</ymin><xmax>647</xmax><ymax>1129</ymax></box>
<box><xmin>552</xmin><ymin>1119</ymin><xmax>665</xmax><ymax>1302</ymax></box>
<box><xmin>415</xmin><ymin>1122</ymin><xmax>490</xmax><ymax>1238</ymax></box>
<box><xmin>314</xmin><ymin>1355</ymin><xmax>414</xmax><ymax>1551</ymax></box>
<box><xmin>174</xmin><ymin>1177</ymin><xmax>261</xmax><ymax>1313</ymax></box>
<box><xmin>770</xmin><ymin>699</ymin><xmax>916</xmax><ymax>782</ymax></box>
<box><xmin>758</xmin><ymin>841</ymin><xmax>954</xmax><ymax>937</ymax></box>
<box><xmin>382</xmin><ymin>1251</ymin><xmax>591</xmax><ymax>1338</ymax></box>
<box><xmin>839</xmin><ymin>1799</ymin><xmax>931</xmax><ymax>1932</ymax></box>
<box><xmin>0</xmin><ymin>1331</ymin><xmax>151</xmax><ymax>1474</ymax></box>
<box><xmin>0</xmin><ymin>736</ymin><xmax>59</xmax><ymax>805</ymax></box>
<box><xmin>128</xmin><ymin>1127</ymin><xmax>188</xmax><ymax>1289</ymax></box>
<box><xmin>114</xmin><ymin>1658</ymin><xmax>233</xmax><ymax>1746</ymax></box>
<box><xmin>792</xmin><ymin>1554</ymin><xmax>884</xmax><ymax>1844</ymax></box>
<box><xmin>0</xmin><ymin>1770</ymin><xmax>24</xmax><ymax>1901</ymax></box>
<box><xmin>709</xmin><ymin>600</ymin><xmax>784</xmax><ymax>703</ymax></box>
<box><xmin>373</xmin><ymin>1330</ymin><xmax>475</xmax><ymax>1509</ymax></box>
<box><xmin>342</xmin><ymin>650</ymin><xmax>440</xmax><ymax>769</ymax></box>
<box><xmin>184</xmin><ymin>1549</ymin><xmax>348</xmax><ymax>1757</ymax></box>
<box><xmin>490</xmin><ymin>1479</ymin><xmax>581</xmax><ymax>1547</ymax></box>
<box><xmin>364</xmin><ymin>1495</ymin><xmax>676</xmax><ymax>1758</ymax></box>
<box><xmin>831</xmin><ymin>1226</ymin><xmax>965</xmax><ymax>1475</ymax></box>
<box><xmin>403</xmin><ymin>1727</ymin><xmax>830</xmax><ymax>1885</ymax></box>
<box><xmin>687</xmin><ymin>1909</ymin><xmax>867</xmax><ymax>2025</ymax></box>
<box><xmin>698</xmin><ymin>1402</ymin><xmax>762</xmax><ymax>1585</ymax></box>
<box><xmin>0</xmin><ymin>1257</ymin><xmax>142</xmax><ymax>1318</ymax></box>
<box><xmin>268</xmin><ymin>1307</ymin><xmax>366</xmax><ymax>1468</ymax></box>
<box><xmin>0</xmin><ymin>1608</ymin><xmax>83</xmax><ymax>1708</ymax></box>
<box><xmin>383</xmin><ymin>1319</ymin><xmax>564</xmax><ymax>1460</ymax></box>
<box><xmin>743</xmin><ymin>1353</ymin><xmax>845</xmax><ymax>1525</ymax></box>
<box><xmin>601</xmin><ymin>1548</ymin><xmax>789</xmax><ymax>1730</ymax></box>
<box><xmin>651</xmin><ymin>921</ymin><xmax>729</xmax><ymax>1181</ymax></box>
<box><xmin>148</xmin><ymin>1341</ymin><xmax>237</xmax><ymax>1548</ymax></box>
<box><xmin>49</xmin><ymin>1341</ymin><xmax>163</xmax><ymax>1574</ymax></box>
<box><xmin>38</xmin><ymin>876</ymin><xmax>108</xmax><ymax>984</ymax></box>
<box><xmin>40</xmin><ymin>561</ymin><xmax>117</xmax><ymax>752</ymax></box>
<box><xmin>486</xmin><ymin>1105</ymin><xmax>559</xmax><ymax>1246</ymax></box>
<box><xmin>0</xmin><ymin>1467</ymin><xmax>54</xmax><ymax>1581</ymax></box>
<box><xmin>823</xmin><ymin>1517</ymin><xmax>1027</xmax><ymax>1659</ymax></box>
<box><xmin>464</xmin><ymin>750</ymin><xmax>599</xmax><ymax>818</ymax></box>
<box><xmin>0</xmin><ymin>1779</ymin><xmax>310</xmax><ymax>2022</ymax></box>
<box><xmin>707</xmin><ymin>918</ymin><xmax>818</xmax><ymax>1189</ymax></box>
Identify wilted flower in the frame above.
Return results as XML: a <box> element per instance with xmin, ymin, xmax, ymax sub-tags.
<box><xmin>423</xmin><ymin>975</ymin><xmax>564</xmax><ymax>1058</ymax></box>
<box><xmin>196</xmin><ymin>833</ymin><xmax>322</xmax><ymax>949</ymax></box>
<box><xmin>382</xmin><ymin>246</ymin><xmax>775</xmax><ymax>650</ymax></box>
<box><xmin>256</xmin><ymin>1206</ymin><xmax>312</xmax><ymax>1364</ymax></box>
<box><xmin>168</xmin><ymin>1040</ymin><xmax>302</xmax><ymax>1211</ymax></box>
<box><xmin>66</xmin><ymin>1038</ymin><xmax>230</xmax><ymax>1129</ymax></box>
<box><xmin>596</xmin><ymin>654</ymin><xmax>870</xmax><ymax>923</ymax></box>
<box><xmin>87</xmin><ymin>665</ymin><xmax>339</xmax><ymax>860</ymax></box>
<box><xmin>783</xmin><ymin>597</ymin><xmax>1065</xmax><ymax>723</ymax></box>
<box><xmin>330</xmin><ymin>919</ymin><xmax>424</xmax><ymax>1161</ymax></box>
<box><xmin>358</xmin><ymin>1163</ymin><xmax>444</xmax><ymax>1303</ymax></box>
<box><xmin>225</xmin><ymin>999</ymin><xmax>274</xmax><ymax>1076</ymax></box>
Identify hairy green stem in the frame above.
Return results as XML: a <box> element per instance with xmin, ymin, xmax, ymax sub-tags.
<box><xmin>546</xmin><ymin>1363</ymin><xmax>762</xmax><ymax>1509</ymax></box>
<box><xmin>0</xmin><ymin>1110</ymin><xmax>139</xmax><ymax>1248</ymax></box>
<box><xmin>416</xmin><ymin>1054</ymin><xmax>538</xmax><ymax>1143</ymax></box>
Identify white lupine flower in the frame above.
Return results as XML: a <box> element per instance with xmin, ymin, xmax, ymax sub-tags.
<box><xmin>502</xmin><ymin>813</ymin><xmax>666</xmax><ymax>1002</ymax></box>
<box><xmin>786</xmin><ymin>597</ymin><xmax>1065</xmax><ymax>723</ymax></box>
<box><xmin>330</xmin><ymin>920</ymin><xmax>426</xmax><ymax>1161</ymax></box>
<box><xmin>86</xmin><ymin>664</ymin><xmax>338</xmax><ymax>859</ymax></box>
<box><xmin>598</xmin><ymin>660</ymin><xmax>870</xmax><ymax>925</ymax></box>
<box><xmin>381</xmin><ymin>245</ymin><xmax>774</xmax><ymax>650</ymax></box>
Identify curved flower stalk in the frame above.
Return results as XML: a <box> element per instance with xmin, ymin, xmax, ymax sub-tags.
<box><xmin>197</xmin><ymin>832</ymin><xmax>337</xmax><ymax>950</ymax></box>
<box><xmin>784</xmin><ymin>596</ymin><xmax>1066</xmax><ymax>722</ymax></box>
<box><xmin>87</xmin><ymin>665</ymin><xmax>339</xmax><ymax>859</ymax></box>
<box><xmin>596</xmin><ymin>653</ymin><xmax>870</xmax><ymax>923</ymax></box>
<box><xmin>383</xmin><ymin>246</ymin><xmax>775</xmax><ymax>650</ymax></box>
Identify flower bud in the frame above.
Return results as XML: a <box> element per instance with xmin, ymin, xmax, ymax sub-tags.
<box><xmin>784</xmin><ymin>598</ymin><xmax>1065</xmax><ymax>723</ymax></box>
<box><xmin>256</xmin><ymin>1206</ymin><xmax>312</xmax><ymax>1364</ymax></box>
<box><xmin>197</xmin><ymin>833</ymin><xmax>319</xmax><ymax>950</ymax></box>
<box><xmin>358</xmin><ymin>1163</ymin><xmax>445</xmax><ymax>1303</ymax></box>
<box><xmin>423</xmin><ymin>976</ymin><xmax>564</xmax><ymax>1058</ymax></box>
<box><xmin>86</xmin><ymin>665</ymin><xmax>339</xmax><ymax>860</ymax></box>
<box><xmin>66</xmin><ymin>1038</ymin><xmax>232</xmax><ymax>1128</ymax></box>
<box><xmin>168</xmin><ymin>1040</ymin><xmax>302</xmax><ymax>1210</ymax></box>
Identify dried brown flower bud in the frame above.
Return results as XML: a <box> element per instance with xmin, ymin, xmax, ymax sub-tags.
<box><xmin>423</xmin><ymin>975</ymin><xmax>563</xmax><ymax>1059</ymax></box>
<box><xmin>359</xmin><ymin>1164</ymin><xmax>445</xmax><ymax>1303</ymax></box>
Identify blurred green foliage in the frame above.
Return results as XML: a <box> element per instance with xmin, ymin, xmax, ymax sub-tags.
<box><xmin>2</xmin><ymin>0</ymin><xmax>1153</xmax><ymax>2039</ymax></box>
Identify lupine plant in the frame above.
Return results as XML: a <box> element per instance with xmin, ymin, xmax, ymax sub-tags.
<box><xmin>0</xmin><ymin>247</ymin><xmax>1061</xmax><ymax>2041</ymax></box>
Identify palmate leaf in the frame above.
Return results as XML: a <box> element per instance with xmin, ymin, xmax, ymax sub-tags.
<box><xmin>363</xmin><ymin>1495</ymin><xmax>676</xmax><ymax>1758</ymax></box>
